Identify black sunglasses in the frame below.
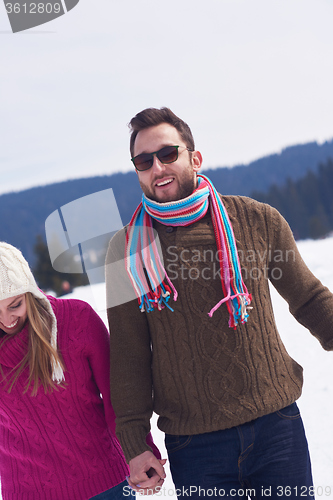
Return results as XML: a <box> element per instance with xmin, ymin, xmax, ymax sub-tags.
<box><xmin>131</xmin><ymin>145</ymin><xmax>192</xmax><ymax>171</ymax></box>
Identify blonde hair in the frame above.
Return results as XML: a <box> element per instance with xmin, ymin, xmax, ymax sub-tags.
<box><xmin>1</xmin><ymin>293</ymin><xmax>65</xmax><ymax>396</ymax></box>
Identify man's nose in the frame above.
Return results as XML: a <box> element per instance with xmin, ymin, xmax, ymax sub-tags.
<box><xmin>151</xmin><ymin>154</ymin><xmax>166</xmax><ymax>174</ymax></box>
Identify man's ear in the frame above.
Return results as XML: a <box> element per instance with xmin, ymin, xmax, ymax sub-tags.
<box><xmin>191</xmin><ymin>151</ymin><xmax>203</xmax><ymax>172</ymax></box>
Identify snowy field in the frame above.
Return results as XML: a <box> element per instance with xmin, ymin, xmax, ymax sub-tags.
<box><xmin>64</xmin><ymin>235</ymin><xmax>333</xmax><ymax>498</ymax></box>
<box><xmin>2</xmin><ymin>236</ymin><xmax>332</xmax><ymax>499</ymax></box>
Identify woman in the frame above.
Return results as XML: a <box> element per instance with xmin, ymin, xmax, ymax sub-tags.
<box><xmin>0</xmin><ymin>242</ymin><xmax>159</xmax><ymax>500</ymax></box>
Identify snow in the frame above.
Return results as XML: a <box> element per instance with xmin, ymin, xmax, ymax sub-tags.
<box><xmin>2</xmin><ymin>236</ymin><xmax>333</xmax><ymax>497</ymax></box>
<box><xmin>269</xmin><ymin>237</ymin><xmax>333</xmax><ymax>492</ymax></box>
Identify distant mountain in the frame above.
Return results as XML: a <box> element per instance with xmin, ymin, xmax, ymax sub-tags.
<box><xmin>0</xmin><ymin>172</ymin><xmax>140</xmax><ymax>265</ymax></box>
<box><xmin>204</xmin><ymin>140</ymin><xmax>333</xmax><ymax>195</ymax></box>
<box><xmin>1</xmin><ymin>139</ymin><xmax>333</xmax><ymax>266</ymax></box>
<box><xmin>251</xmin><ymin>158</ymin><xmax>333</xmax><ymax>240</ymax></box>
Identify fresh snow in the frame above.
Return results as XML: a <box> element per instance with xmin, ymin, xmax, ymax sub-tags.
<box><xmin>2</xmin><ymin>236</ymin><xmax>333</xmax><ymax>498</ymax></box>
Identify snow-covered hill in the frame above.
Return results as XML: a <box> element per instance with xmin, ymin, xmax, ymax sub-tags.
<box><xmin>65</xmin><ymin>235</ymin><xmax>333</xmax><ymax>496</ymax></box>
<box><xmin>270</xmin><ymin>237</ymin><xmax>333</xmax><ymax>492</ymax></box>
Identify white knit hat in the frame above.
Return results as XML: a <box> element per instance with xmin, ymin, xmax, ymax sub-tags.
<box><xmin>0</xmin><ymin>242</ymin><xmax>64</xmax><ymax>383</ymax></box>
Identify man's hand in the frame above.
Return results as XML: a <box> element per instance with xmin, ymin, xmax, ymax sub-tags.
<box><xmin>128</xmin><ymin>450</ymin><xmax>167</xmax><ymax>495</ymax></box>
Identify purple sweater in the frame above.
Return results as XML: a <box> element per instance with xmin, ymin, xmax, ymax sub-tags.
<box><xmin>0</xmin><ymin>296</ymin><xmax>129</xmax><ymax>500</ymax></box>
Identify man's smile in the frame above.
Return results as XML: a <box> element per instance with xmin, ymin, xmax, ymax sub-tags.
<box><xmin>155</xmin><ymin>177</ymin><xmax>175</xmax><ymax>188</ymax></box>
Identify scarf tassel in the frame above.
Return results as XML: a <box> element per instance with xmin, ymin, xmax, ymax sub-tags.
<box><xmin>139</xmin><ymin>283</ymin><xmax>174</xmax><ymax>313</ymax></box>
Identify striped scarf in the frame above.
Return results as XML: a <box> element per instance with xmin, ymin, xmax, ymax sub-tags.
<box><xmin>125</xmin><ymin>174</ymin><xmax>251</xmax><ymax>328</ymax></box>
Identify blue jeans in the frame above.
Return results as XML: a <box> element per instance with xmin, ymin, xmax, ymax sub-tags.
<box><xmin>165</xmin><ymin>403</ymin><xmax>314</xmax><ymax>499</ymax></box>
<box><xmin>89</xmin><ymin>480</ymin><xmax>129</xmax><ymax>500</ymax></box>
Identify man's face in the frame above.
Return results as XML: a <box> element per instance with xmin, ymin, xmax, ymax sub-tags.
<box><xmin>133</xmin><ymin>123</ymin><xmax>202</xmax><ymax>203</ymax></box>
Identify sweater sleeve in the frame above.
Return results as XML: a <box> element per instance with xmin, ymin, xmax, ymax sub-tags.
<box><xmin>106</xmin><ymin>231</ymin><xmax>154</xmax><ymax>463</ymax></box>
<box><xmin>82</xmin><ymin>304</ymin><xmax>118</xmax><ymax>434</ymax></box>
<box><xmin>267</xmin><ymin>205</ymin><xmax>333</xmax><ymax>350</ymax></box>
<box><xmin>75</xmin><ymin>300</ymin><xmax>160</xmax><ymax>461</ymax></box>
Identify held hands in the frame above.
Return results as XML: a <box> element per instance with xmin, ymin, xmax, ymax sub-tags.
<box><xmin>128</xmin><ymin>450</ymin><xmax>167</xmax><ymax>495</ymax></box>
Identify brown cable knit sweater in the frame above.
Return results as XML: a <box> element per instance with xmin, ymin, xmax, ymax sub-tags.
<box><xmin>106</xmin><ymin>195</ymin><xmax>333</xmax><ymax>463</ymax></box>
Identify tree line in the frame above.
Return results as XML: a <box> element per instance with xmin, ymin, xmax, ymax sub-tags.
<box><xmin>251</xmin><ymin>158</ymin><xmax>333</xmax><ymax>240</ymax></box>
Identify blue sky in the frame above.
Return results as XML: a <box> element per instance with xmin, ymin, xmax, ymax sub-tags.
<box><xmin>1</xmin><ymin>0</ymin><xmax>333</xmax><ymax>194</ymax></box>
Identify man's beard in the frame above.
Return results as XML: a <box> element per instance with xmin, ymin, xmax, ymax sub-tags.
<box><xmin>139</xmin><ymin>167</ymin><xmax>197</xmax><ymax>203</ymax></box>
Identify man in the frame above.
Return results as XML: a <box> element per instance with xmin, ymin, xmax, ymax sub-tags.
<box><xmin>106</xmin><ymin>107</ymin><xmax>333</xmax><ymax>499</ymax></box>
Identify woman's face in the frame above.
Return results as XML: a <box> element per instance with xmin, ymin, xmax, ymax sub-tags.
<box><xmin>0</xmin><ymin>294</ymin><xmax>28</xmax><ymax>335</ymax></box>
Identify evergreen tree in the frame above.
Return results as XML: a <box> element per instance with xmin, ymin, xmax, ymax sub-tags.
<box><xmin>251</xmin><ymin>158</ymin><xmax>333</xmax><ymax>240</ymax></box>
<box><xmin>33</xmin><ymin>235</ymin><xmax>88</xmax><ymax>296</ymax></box>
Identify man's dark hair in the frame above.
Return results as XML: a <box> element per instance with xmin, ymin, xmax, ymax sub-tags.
<box><xmin>129</xmin><ymin>107</ymin><xmax>195</xmax><ymax>157</ymax></box>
